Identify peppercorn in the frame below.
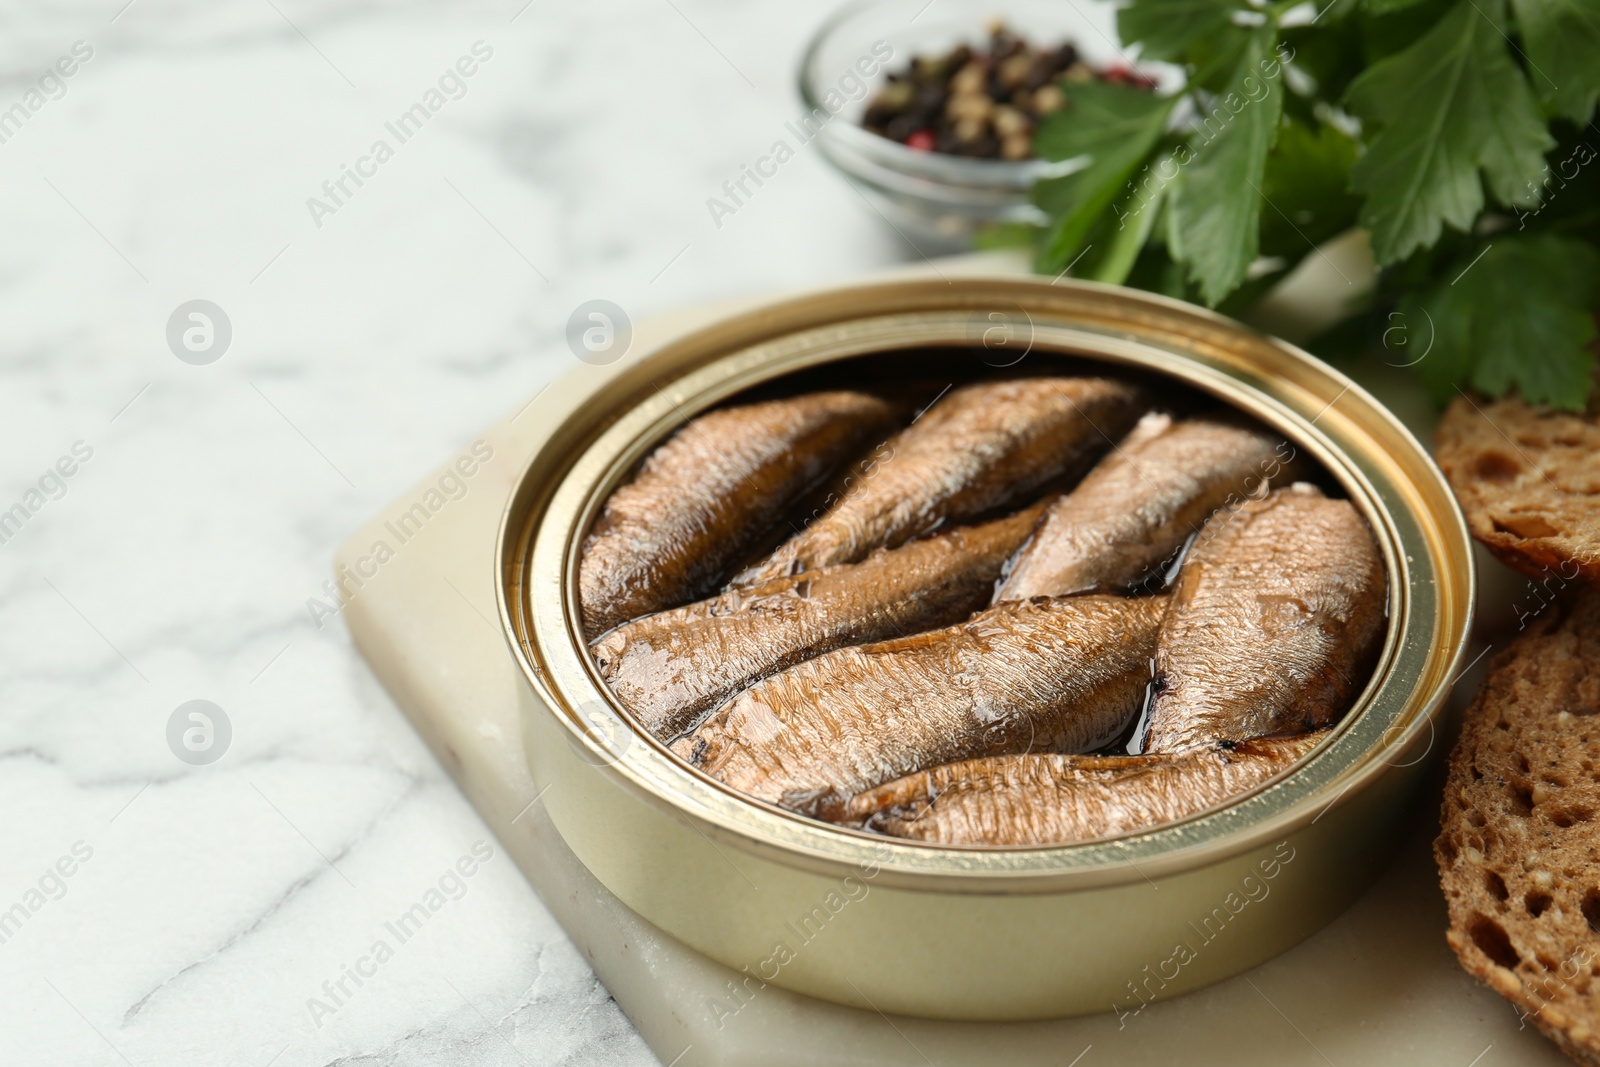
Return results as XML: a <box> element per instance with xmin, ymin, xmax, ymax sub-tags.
<box><xmin>997</xmin><ymin>53</ymin><xmax>1034</xmax><ymax>90</ymax></box>
<box><xmin>946</xmin><ymin>92</ymin><xmax>994</xmax><ymax>122</ymax></box>
<box><xmin>1000</xmin><ymin>132</ymin><xmax>1033</xmax><ymax>160</ymax></box>
<box><xmin>858</xmin><ymin>24</ymin><xmax>1152</xmax><ymax>161</ymax></box>
<box><xmin>992</xmin><ymin>105</ymin><xmax>1030</xmax><ymax>138</ymax></box>
<box><xmin>1031</xmin><ymin>84</ymin><xmax>1065</xmax><ymax>115</ymax></box>
<box><xmin>950</xmin><ymin>61</ymin><xmax>988</xmax><ymax>97</ymax></box>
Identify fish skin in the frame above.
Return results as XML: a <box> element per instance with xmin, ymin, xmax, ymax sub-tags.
<box><xmin>1145</xmin><ymin>484</ymin><xmax>1386</xmax><ymax>754</ymax></box>
<box><xmin>996</xmin><ymin>414</ymin><xmax>1297</xmax><ymax>601</ymax></box>
<box><xmin>593</xmin><ymin>501</ymin><xmax>1051</xmax><ymax>742</ymax></box>
<box><xmin>676</xmin><ymin>594</ymin><xmax>1167</xmax><ymax>815</ymax></box>
<box><xmin>845</xmin><ymin>732</ymin><xmax>1325</xmax><ymax>846</ymax></box>
<box><xmin>579</xmin><ymin>390</ymin><xmax>900</xmax><ymax>639</ymax></box>
<box><xmin>732</xmin><ymin>377</ymin><xmax>1145</xmax><ymax>587</ymax></box>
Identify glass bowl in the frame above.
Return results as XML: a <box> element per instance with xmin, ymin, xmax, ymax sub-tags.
<box><xmin>798</xmin><ymin>0</ymin><xmax>1162</xmax><ymax>253</ymax></box>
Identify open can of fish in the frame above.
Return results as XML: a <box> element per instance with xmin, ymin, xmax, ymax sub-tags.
<box><xmin>496</xmin><ymin>276</ymin><xmax>1474</xmax><ymax>1021</ymax></box>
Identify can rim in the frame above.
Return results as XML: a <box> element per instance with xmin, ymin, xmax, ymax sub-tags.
<box><xmin>496</xmin><ymin>276</ymin><xmax>1474</xmax><ymax>893</ymax></box>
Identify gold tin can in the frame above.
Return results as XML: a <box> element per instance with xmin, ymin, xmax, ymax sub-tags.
<box><xmin>496</xmin><ymin>277</ymin><xmax>1473</xmax><ymax>1021</ymax></box>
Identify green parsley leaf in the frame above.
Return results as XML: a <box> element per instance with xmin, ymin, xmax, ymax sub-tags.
<box><xmin>1258</xmin><ymin>118</ymin><xmax>1362</xmax><ymax>259</ymax></box>
<box><xmin>1050</xmin><ymin>0</ymin><xmax>1597</xmax><ymax>410</ymax></box>
<box><xmin>1070</xmin><ymin>164</ymin><xmax>1173</xmax><ymax>285</ymax></box>
<box><xmin>1095</xmin><ymin>179</ymin><xmax>1170</xmax><ymax>284</ymax></box>
<box><xmin>1515</xmin><ymin>130</ymin><xmax>1600</xmax><ymax>243</ymax></box>
<box><xmin>1280</xmin><ymin>21</ymin><xmax>1365</xmax><ymax>101</ymax></box>
<box><xmin>1167</xmin><ymin>28</ymin><xmax>1286</xmax><ymax>304</ymax></box>
<box><xmin>1117</xmin><ymin>0</ymin><xmax>1244</xmax><ymax>63</ymax></box>
<box><xmin>1405</xmin><ymin>234</ymin><xmax>1600</xmax><ymax>409</ymax></box>
<box><xmin>1358</xmin><ymin>0</ymin><xmax>1459</xmax><ymax>62</ymax></box>
<box><xmin>1507</xmin><ymin>0</ymin><xmax>1600</xmax><ymax>123</ymax></box>
<box><xmin>1184</xmin><ymin>25</ymin><xmax>1261</xmax><ymax>92</ymax></box>
<box><xmin>1031</xmin><ymin>83</ymin><xmax>1175</xmax><ymax>274</ymax></box>
<box><xmin>1364</xmin><ymin>0</ymin><xmax>1433</xmax><ymax>14</ymax></box>
<box><xmin>972</xmin><ymin>222</ymin><xmax>1037</xmax><ymax>252</ymax></box>
<box><xmin>1123</xmin><ymin>241</ymin><xmax>1195</xmax><ymax>301</ymax></box>
<box><xmin>1345</xmin><ymin>0</ymin><xmax>1553</xmax><ymax>265</ymax></box>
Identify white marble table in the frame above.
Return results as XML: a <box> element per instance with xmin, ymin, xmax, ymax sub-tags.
<box><xmin>0</xmin><ymin>2</ymin><xmax>922</xmax><ymax>1063</ymax></box>
<box><xmin>4</xmin><ymin>1</ymin><xmax>1560</xmax><ymax>1064</ymax></box>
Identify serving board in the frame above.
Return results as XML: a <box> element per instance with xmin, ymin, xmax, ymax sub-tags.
<box><xmin>337</xmin><ymin>251</ymin><xmax>1566</xmax><ymax>1066</ymax></box>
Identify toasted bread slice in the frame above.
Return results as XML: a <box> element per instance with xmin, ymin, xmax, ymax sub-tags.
<box><xmin>1437</xmin><ymin>587</ymin><xmax>1600</xmax><ymax>1065</ymax></box>
<box><xmin>1434</xmin><ymin>385</ymin><xmax>1600</xmax><ymax>584</ymax></box>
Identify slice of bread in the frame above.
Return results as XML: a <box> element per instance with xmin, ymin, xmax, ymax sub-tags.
<box><xmin>1437</xmin><ymin>586</ymin><xmax>1600</xmax><ymax>1065</ymax></box>
<box><xmin>1434</xmin><ymin>382</ymin><xmax>1600</xmax><ymax>584</ymax></box>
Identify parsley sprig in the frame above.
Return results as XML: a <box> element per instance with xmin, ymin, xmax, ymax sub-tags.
<box><xmin>1022</xmin><ymin>0</ymin><xmax>1600</xmax><ymax>409</ymax></box>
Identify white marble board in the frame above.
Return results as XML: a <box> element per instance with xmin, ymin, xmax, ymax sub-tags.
<box><xmin>338</xmin><ymin>258</ymin><xmax>1568</xmax><ymax>1067</ymax></box>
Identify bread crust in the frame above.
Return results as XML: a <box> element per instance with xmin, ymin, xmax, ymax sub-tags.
<box><xmin>1434</xmin><ymin>385</ymin><xmax>1600</xmax><ymax>585</ymax></box>
<box><xmin>1437</xmin><ymin>587</ymin><xmax>1600</xmax><ymax>1066</ymax></box>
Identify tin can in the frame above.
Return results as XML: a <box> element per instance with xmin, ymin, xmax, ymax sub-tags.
<box><xmin>496</xmin><ymin>276</ymin><xmax>1473</xmax><ymax>1021</ymax></box>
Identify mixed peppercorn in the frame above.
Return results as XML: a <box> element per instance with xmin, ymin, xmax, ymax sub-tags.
<box><xmin>861</xmin><ymin>24</ymin><xmax>1156</xmax><ymax>161</ymax></box>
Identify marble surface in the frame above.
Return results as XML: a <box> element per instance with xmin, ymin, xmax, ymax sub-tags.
<box><xmin>0</xmin><ymin>2</ymin><xmax>930</xmax><ymax>1064</ymax></box>
<box><xmin>0</xmin><ymin>2</ymin><xmax>1561</xmax><ymax>1066</ymax></box>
